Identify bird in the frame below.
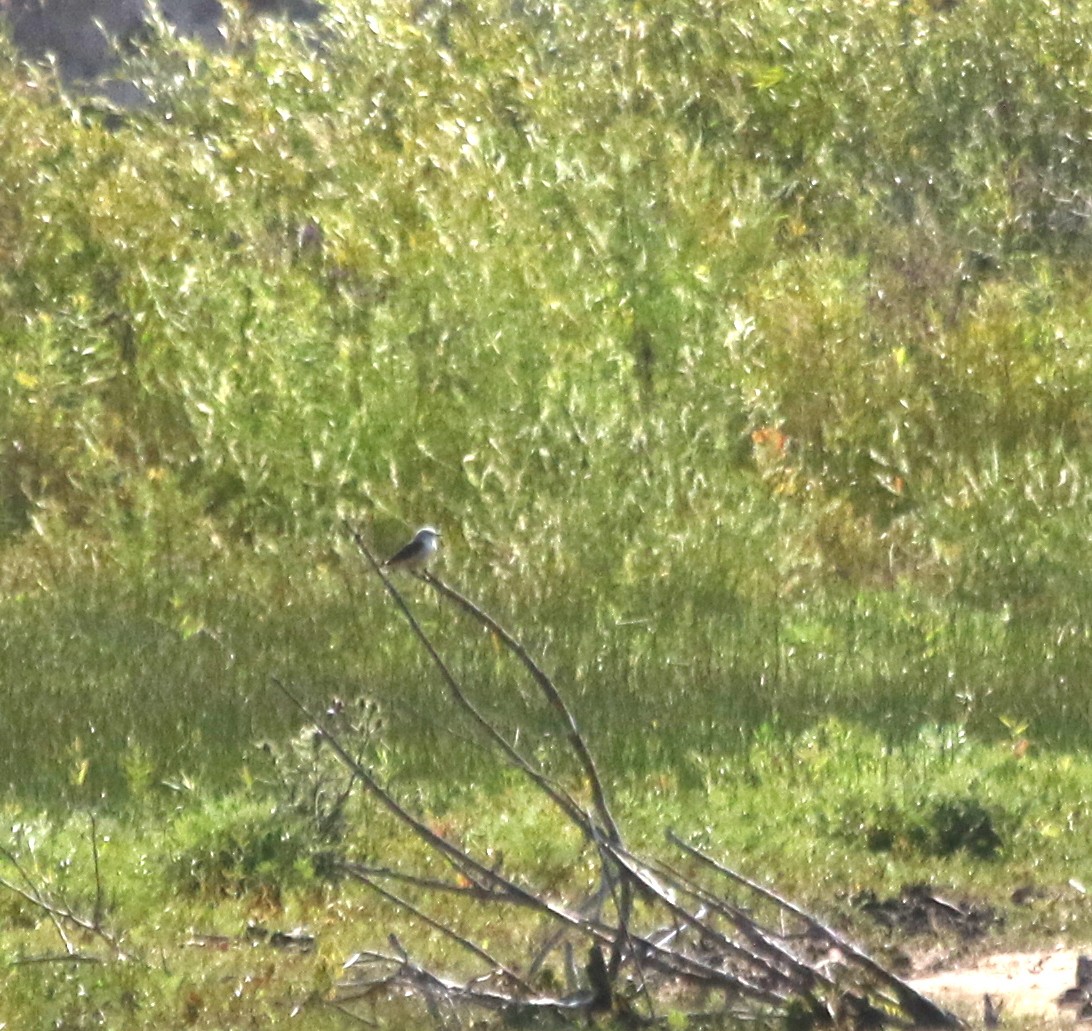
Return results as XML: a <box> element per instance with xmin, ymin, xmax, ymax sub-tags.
<box><xmin>382</xmin><ymin>526</ymin><xmax>441</xmax><ymax>572</ymax></box>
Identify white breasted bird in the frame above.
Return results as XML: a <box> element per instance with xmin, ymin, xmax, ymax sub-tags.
<box><xmin>383</xmin><ymin>526</ymin><xmax>441</xmax><ymax>572</ymax></box>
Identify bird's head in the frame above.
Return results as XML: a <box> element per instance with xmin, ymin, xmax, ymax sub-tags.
<box><xmin>416</xmin><ymin>526</ymin><xmax>441</xmax><ymax>542</ymax></box>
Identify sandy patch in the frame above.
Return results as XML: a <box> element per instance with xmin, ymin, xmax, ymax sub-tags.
<box><xmin>910</xmin><ymin>947</ymin><xmax>1089</xmax><ymax>1025</ymax></box>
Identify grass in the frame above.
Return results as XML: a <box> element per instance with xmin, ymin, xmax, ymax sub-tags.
<box><xmin>4</xmin><ymin>551</ymin><xmax>1091</xmax><ymax>803</ymax></box>
<box><xmin>2</xmin><ymin>0</ymin><xmax>1092</xmax><ymax>1024</ymax></box>
<box><xmin>2</xmin><ymin>721</ymin><xmax>1091</xmax><ymax>1028</ymax></box>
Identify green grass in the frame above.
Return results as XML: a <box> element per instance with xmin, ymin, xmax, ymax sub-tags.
<box><xmin>3</xmin><ymin>0</ymin><xmax>1092</xmax><ymax>1024</ymax></box>
<box><xmin>2</xmin><ymin>722</ymin><xmax>1091</xmax><ymax>1028</ymax></box>
<box><xmin>4</xmin><ymin>551</ymin><xmax>1091</xmax><ymax>804</ymax></box>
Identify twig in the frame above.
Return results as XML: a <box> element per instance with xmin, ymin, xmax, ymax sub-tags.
<box><xmin>598</xmin><ymin>854</ymin><xmax>653</xmax><ymax>1017</ymax></box>
<box><xmin>527</xmin><ymin>874</ymin><xmax>613</xmax><ymax>979</ymax></box>
<box><xmin>595</xmin><ymin>843</ymin><xmax>792</xmax><ymax>1006</ymax></box>
<box><xmin>341</xmin><ymin>865</ymin><xmax>535</xmax><ymax>992</ymax></box>
<box><xmin>335</xmin><ymin>860</ymin><xmax>505</xmax><ymax>899</ymax></box>
<box><xmin>420</xmin><ymin>566</ymin><xmax>642</xmax><ymax>981</ymax></box>
<box><xmin>90</xmin><ymin>811</ymin><xmax>104</xmax><ymax>928</ymax></box>
<box><xmin>342</xmin><ymin>946</ymin><xmax>607</xmax><ymax>1018</ymax></box>
<box><xmin>327</xmin><ymin>1000</ymin><xmax>379</xmax><ymax>1026</ymax></box>
<box><xmin>624</xmin><ymin>845</ymin><xmax>836</xmax><ymax>992</ymax></box>
<box><xmin>0</xmin><ymin>865</ymin><xmax>125</xmax><ymax>960</ymax></box>
<box><xmin>0</xmin><ymin>845</ymin><xmax>75</xmax><ymax>956</ymax></box>
<box><xmin>8</xmin><ymin>815</ymin><xmax>131</xmax><ymax>961</ymax></box>
<box><xmin>7</xmin><ymin>952</ymin><xmax>104</xmax><ymax>966</ymax></box>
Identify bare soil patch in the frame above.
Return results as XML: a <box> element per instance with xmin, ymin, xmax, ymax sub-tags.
<box><xmin>910</xmin><ymin>947</ymin><xmax>1091</xmax><ymax>1027</ymax></box>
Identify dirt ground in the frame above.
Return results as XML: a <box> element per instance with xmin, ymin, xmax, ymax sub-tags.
<box><xmin>910</xmin><ymin>947</ymin><xmax>1091</xmax><ymax>1027</ymax></box>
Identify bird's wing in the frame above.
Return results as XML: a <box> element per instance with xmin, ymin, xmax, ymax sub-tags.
<box><xmin>384</xmin><ymin>540</ymin><xmax>420</xmax><ymax>565</ymax></box>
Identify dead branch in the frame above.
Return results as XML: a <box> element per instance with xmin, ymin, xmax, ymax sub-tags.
<box><xmin>335</xmin><ymin>859</ymin><xmax>505</xmax><ymax>899</ymax></box>
<box><xmin>0</xmin><ymin>818</ymin><xmax>130</xmax><ymax>964</ymax></box>
<box><xmin>418</xmin><ymin>565</ymin><xmax>654</xmax><ymax>995</ymax></box>
<box><xmin>418</xmin><ymin>567</ymin><xmax>622</xmax><ymax>848</ymax></box>
<box><xmin>668</xmin><ymin>830</ymin><xmax>960</xmax><ymax>1028</ymax></box>
<box><xmin>341</xmin><ymin>524</ymin><xmax>597</xmax><ymax>840</ymax></box>
<box><xmin>272</xmin><ymin>678</ymin><xmax>617</xmax><ymax>944</ymax></box>
<box><xmin>0</xmin><ymin>843</ymin><xmax>75</xmax><ymax>957</ymax></box>
<box><xmin>345</xmin><ymin>523</ymin><xmax>642</xmax><ymax>983</ymax></box>
<box><xmin>7</xmin><ymin>952</ymin><xmax>105</xmax><ymax>967</ymax></box>
<box><xmin>285</xmin><ymin>527</ymin><xmax>965</xmax><ymax>1028</ymax></box>
<box><xmin>339</xmin><ymin>863</ymin><xmax>535</xmax><ymax>991</ymax></box>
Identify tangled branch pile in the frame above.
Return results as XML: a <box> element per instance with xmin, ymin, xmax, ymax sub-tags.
<box><xmin>277</xmin><ymin>526</ymin><xmax>962</xmax><ymax>1029</ymax></box>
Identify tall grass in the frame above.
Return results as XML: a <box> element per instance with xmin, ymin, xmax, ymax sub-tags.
<box><xmin>2</xmin><ymin>0</ymin><xmax>1092</xmax><ymax>803</ymax></box>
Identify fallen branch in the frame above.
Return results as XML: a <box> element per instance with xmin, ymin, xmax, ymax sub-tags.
<box><xmin>668</xmin><ymin>830</ymin><xmax>959</xmax><ymax>1028</ymax></box>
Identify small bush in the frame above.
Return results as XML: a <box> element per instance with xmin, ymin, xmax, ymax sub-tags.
<box><xmin>856</xmin><ymin>793</ymin><xmax>1009</xmax><ymax>860</ymax></box>
<box><xmin>167</xmin><ymin>795</ymin><xmax>316</xmax><ymax>898</ymax></box>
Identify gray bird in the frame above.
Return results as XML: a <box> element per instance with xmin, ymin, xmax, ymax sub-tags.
<box><xmin>383</xmin><ymin>526</ymin><xmax>441</xmax><ymax>571</ymax></box>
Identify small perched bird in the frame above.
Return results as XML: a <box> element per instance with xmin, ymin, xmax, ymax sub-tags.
<box><xmin>383</xmin><ymin>526</ymin><xmax>441</xmax><ymax>572</ymax></box>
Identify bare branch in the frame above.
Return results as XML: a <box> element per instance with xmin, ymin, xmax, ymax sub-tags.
<box><xmin>667</xmin><ymin>831</ymin><xmax>963</xmax><ymax>1028</ymax></box>
<box><xmin>90</xmin><ymin>812</ymin><xmax>105</xmax><ymax>928</ymax></box>
<box><xmin>342</xmin><ymin>523</ymin><xmax>597</xmax><ymax>840</ymax></box>
<box><xmin>0</xmin><ymin>844</ymin><xmax>75</xmax><ymax>957</ymax></box>
<box><xmin>424</xmin><ymin>571</ymin><xmax>646</xmax><ymax>996</ymax></box>
<box><xmin>619</xmin><ymin>844</ymin><xmax>836</xmax><ymax>992</ymax></box>
<box><xmin>421</xmin><ymin>569</ymin><xmax>622</xmax><ymax>848</ymax></box>
<box><xmin>346</xmin><ymin>522</ymin><xmax>638</xmax><ymax>985</ymax></box>
<box><xmin>7</xmin><ymin>952</ymin><xmax>105</xmax><ymax>967</ymax></box>
<box><xmin>0</xmin><ymin>862</ymin><xmax>125</xmax><ymax>961</ymax></box>
<box><xmin>271</xmin><ymin>678</ymin><xmax>615</xmax><ymax>943</ymax></box>
<box><xmin>341</xmin><ymin>864</ymin><xmax>535</xmax><ymax>992</ymax></box>
<box><xmin>335</xmin><ymin>860</ymin><xmax>504</xmax><ymax>899</ymax></box>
